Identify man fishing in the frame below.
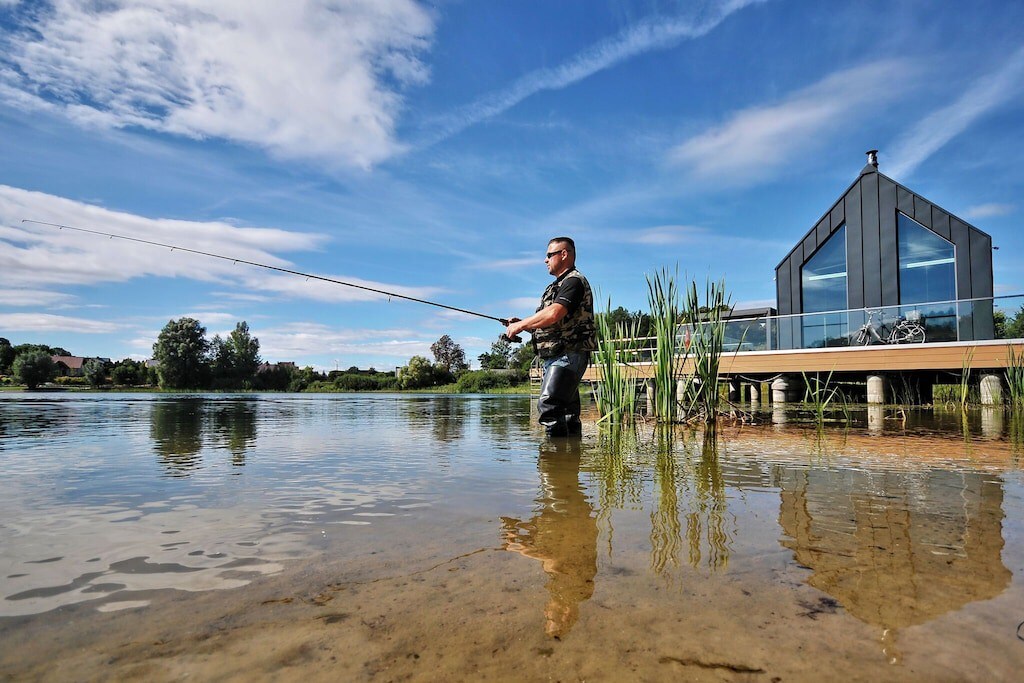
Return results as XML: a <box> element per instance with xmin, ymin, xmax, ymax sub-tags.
<box><xmin>505</xmin><ymin>237</ymin><xmax>597</xmax><ymax>437</ymax></box>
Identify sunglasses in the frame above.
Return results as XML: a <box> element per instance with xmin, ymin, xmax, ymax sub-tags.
<box><xmin>545</xmin><ymin>249</ymin><xmax>565</xmax><ymax>259</ymax></box>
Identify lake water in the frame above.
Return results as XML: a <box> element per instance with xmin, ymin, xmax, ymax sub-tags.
<box><xmin>1</xmin><ymin>393</ymin><xmax>1023</xmax><ymax>681</ymax></box>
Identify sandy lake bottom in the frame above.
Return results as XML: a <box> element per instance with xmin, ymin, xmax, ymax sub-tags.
<box><xmin>2</xmin><ymin>393</ymin><xmax>1024</xmax><ymax>681</ymax></box>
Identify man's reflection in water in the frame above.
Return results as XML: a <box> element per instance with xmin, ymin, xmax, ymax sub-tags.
<box><xmin>501</xmin><ymin>439</ymin><xmax>598</xmax><ymax>638</ymax></box>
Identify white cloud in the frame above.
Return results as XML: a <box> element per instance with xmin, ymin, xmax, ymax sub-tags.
<box><xmin>472</xmin><ymin>256</ymin><xmax>542</xmax><ymax>271</ymax></box>
<box><xmin>670</xmin><ymin>60</ymin><xmax>912</xmax><ymax>185</ymax></box>
<box><xmin>0</xmin><ymin>312</ymin><xmax>120</xmax><ymax>333</ymax></box>
<box><xmin>887</xmin><ymin>48</ymin><xmax>1024</xmax><ymax>179</ymax></box>
<box><xmin>422</xmin><ymin>0</ymin><xmax>764</xmax><ymax>146</ymax></box>
<box><xmin>0</xmin><ymin>288</ymin><xmax>75</xmax><ymax>307</ymax></box>
<box><xmin>963</xmin><ymin>203</ymin><xmax>1015</xmax><ymax>220</ymax></box>
<box><xmin>0</xmin><ymin>0</ymin><xmax>434</xmax><ymax>167</ymax></box>
<box><xmin>0</xmin><ymin>185</ymin><xmax>440</xmax><ymax>303</ymax></box>
<box><xmin>255</xmin><ymin>322</ymin><xmax>430</xmax><ymax>360</ymax></box>
<box><xmin>630</xmin><ymin>225</ymin><xmax>708</xmax><ymax>245</ymax></box>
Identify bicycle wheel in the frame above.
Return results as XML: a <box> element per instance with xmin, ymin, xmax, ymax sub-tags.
<box><xmin>905</xmin><ymin>323</ymin><xmax>926</xmax><ymax>343</ymax></box>
<box><xmin>853</xmin><ymin>329</ymin><xmax>870</xmax><ymax>345</ymax></box>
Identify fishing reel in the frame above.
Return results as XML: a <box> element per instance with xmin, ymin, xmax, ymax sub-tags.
<box><xmin>499</xmin><ymin>318</ymin><xmax>523</xmax><ymax>343</ymax></box>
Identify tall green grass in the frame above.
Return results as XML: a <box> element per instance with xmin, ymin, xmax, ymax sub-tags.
<box><xmin>594</xmin><ymin>297</ymin><xmax>641</xmax><ymax>424</ymax></box>
<box><xmin>959</xmin><ymin>348</ymin><xmax>975</xmax><ymax>411</ymax></box>
<box><xmin>646</xmin><ymin>268</ymin><xmax>683</xmax><ymax>423</ymax></box>
<box><xmin>801</xmin><ymin>369</ymin><xmax>849</xmax><ymax>426</ymax></box>
<box><xmin>1005</xmin><ymin>345</ymin><xmax>1024</xmax><ymax>408</ymax></box>
<box><xmin>678</xmin><ymin>278</ymin><xmax>730</xmax><ymax>424</ymax></box>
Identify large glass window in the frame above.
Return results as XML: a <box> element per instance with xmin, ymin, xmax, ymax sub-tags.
<box><xmin>898</xmin><ymin>213</ymin><xmax>955</xmax><ymax>304</ymax></box>
<box><xmin>898</xmin><ymin>213</ymin><xmax>956</xmax><ymax>341</ymax></box>
<box><xmin>801</xmin><ymin>224</ymin><xmax>847</xmax><ymax>347</ymax></box>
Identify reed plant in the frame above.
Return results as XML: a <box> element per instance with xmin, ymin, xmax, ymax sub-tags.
<box><xmin>801</xmin><ymin>369</ymin><xmax>849</xmax><ymax>426</ymax></box>
<box><xmin>1005</xmin><ymin>345</ymin><xmax>1024</xmax><ymax>408</ymax></box>
<box><xmin>593</xmin><ymin>297</ymin><xmax>642</xmax><ymax>424</ymax></box>
<box><xmin>645</xmin><ymin>268</ymin><xmax>683</xmax><ymax>423</ymax></box>
<box><xmin>678</xmin><ymin>278</ymin><xmax>730</xmax><ymax>423</ymax></box>
<box><xmin>958</xmin><ymin>348</ymin><xmax>975</xmax><ymax>411</ymax></box>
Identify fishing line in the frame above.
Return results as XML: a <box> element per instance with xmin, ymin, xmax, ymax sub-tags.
<box><xmin>22</xmin><ymin>219</ymin><xmax>521</xmax><ymax>340</ymax></box>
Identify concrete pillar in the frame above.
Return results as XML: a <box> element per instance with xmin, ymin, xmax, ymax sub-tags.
<box><xmin>748</xmin><ymin>382</ymin><xmax>761</xmax><ymax>407</ymax></box>
<box><xmin>645</xmin><ymin>379</ymin><xmax>655</xmax><ymax>414</ymax></box>
<box><xmin>771</xmin><ymin>405</ymin><xmax>788</xmax><ymax>426</ymax></box>
<box><xmin>771</xmin><ymin>377</ymin><xmax>791</xmax><ymax>403</ymax></box>
<box><xmin>981</xmin><ymin>406</ymin><xmax>1004</xmax><ymax>439</ymax></box>
<box><xmin>867</xmin><ymin>405</ymin><xmax>884</xmax><ymax>433</ymax></box>
<box><xmin>867</xmin><ymin>375</ymin><xmax>887</xmax><ymax>405</ymax></box>
<box><xmin>727</xmin><ymin>378</ymin><xmax>740</xmax><ymax>402</ymax></box>
<box><xmin>980</xmin><ymin>374</ymin><xmax>1003</xmax><ymax>406</ymax></box>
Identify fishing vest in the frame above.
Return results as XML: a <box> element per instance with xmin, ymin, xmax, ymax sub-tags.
<box><xmin>532</xmin><ymin>268</ymin><xmax>598</xmax><ymax>358</ymax></box>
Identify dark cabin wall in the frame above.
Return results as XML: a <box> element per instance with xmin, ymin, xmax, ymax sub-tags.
<box><xmin>774</xmin><ymin>168</ymin><xmax>995</xmax><ymax>341</ymax></box>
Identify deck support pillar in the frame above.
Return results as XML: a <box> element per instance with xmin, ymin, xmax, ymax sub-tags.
<box><xmin>728</xmin><ymin>378</ymin><xmax>740</xmax><ymax>402</ymax></box>
<box><xmin>867</xmin><ymin>405</ymin><xmax>884</xmax><ymax>433</ymax></box>
<box><xmin>645</xmin><ymin>379</ymin><xmax>655</xmax><ymax>414</ymax></box>
<box><xmin>867</xmin><ymin>375</ymin><xmax>887</xmax><ymax>405</ymax></box>
<box><xmin>771</xmin><ymin>377</ymin><xmax>795</xmax><ymax>403</ymax></box>
<box><xmin>980</xmin><ymin>374</ymin><xmax>1003</xmax><ymax>406</ymax></box>
<box><xmin>748</xmin><ymin>382</ymin><xmax>761</xmax><ymax>406</ymax></box>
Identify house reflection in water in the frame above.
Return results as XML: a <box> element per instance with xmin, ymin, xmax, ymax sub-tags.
<box><xmin>501</xmin><ymin>439</ymin><xmax>598</xmax><ymax>639</ymax></box>
<box><xmin>775</xmin><ymin>465</ymin><xmax>1010</xmax><ymax>661</ymax></box>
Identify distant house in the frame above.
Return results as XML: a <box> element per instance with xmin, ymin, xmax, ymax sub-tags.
<box><xmin>51</xmin><ymin>356</ymin><xmax>86</xmax><ymax>377</ymax></box>
<box><xmin>51</xmin><ymin>356</ymin><xmax>110</xmax><ymax>377</ymax></box>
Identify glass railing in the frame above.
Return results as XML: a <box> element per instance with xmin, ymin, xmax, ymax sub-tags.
<box><xmin>737</xmin><ymin>295</ymin><xmax>1023</xmax><ymax>352</ymax></box>
<box><xmin>606</xmin><ymin>295</ymin><xmax>1024</xmax><ymax>357</ymax></box>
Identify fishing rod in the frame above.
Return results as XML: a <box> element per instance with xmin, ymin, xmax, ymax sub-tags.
<box><xmin>22</xmin><ymin>219</ymin><xmax>522</xmax><ymax>341</ymax></box>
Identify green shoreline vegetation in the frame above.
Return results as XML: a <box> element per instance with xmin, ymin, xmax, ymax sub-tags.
<box><xmin>0</xmin><ymin>321</ymin><xmax>537</xmax><ymax>395</ymax></box>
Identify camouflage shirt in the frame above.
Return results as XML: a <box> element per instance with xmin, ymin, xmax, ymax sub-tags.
<box><xmin>532</xmin><ymin>268</ymin><xmax>598</xmax><ymax>358</ymax></box>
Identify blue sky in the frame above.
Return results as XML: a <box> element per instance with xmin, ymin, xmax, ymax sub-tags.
<box><xmin>1</xmin><ymin>0</ymin><xmax>1022</xmax><ymax>370</ymax></box>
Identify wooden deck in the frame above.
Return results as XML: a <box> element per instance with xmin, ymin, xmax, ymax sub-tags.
<box><xmin>575</xmin><ymin>339</ymin><xmax>1024</xmax><ymax>382</ymax></box>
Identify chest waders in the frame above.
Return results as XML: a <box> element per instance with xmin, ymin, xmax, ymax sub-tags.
<box><xmin>533</xmin><ymin>270</ymin><xmax>597</xmax><ymax>437</ymax></box>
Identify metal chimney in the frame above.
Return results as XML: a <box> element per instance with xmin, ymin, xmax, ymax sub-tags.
<box><xmin>866</xmin><ymin>149</ymin><xmax>879</xmax><ymax>168</ymax></box>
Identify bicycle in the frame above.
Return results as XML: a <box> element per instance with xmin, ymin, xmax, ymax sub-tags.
<box><xmin>852</xmin><ymin>309</ymin><xmax>926</xmax><ymax>345</ymax></box>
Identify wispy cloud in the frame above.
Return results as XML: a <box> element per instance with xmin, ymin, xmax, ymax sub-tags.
<box><xmin>629</xmin><ymin>225</ymin><xmax>709</xmax><ymax>245</ymax></box>
<box><xmin>0</xmin><ymin>1</ymin><xmax>434</xmax><ymax>167</ymax></box>
<box><xmin>420</xmin><ymin>0</ymin><xmax>764</xmax><ymax>146</ymax></box>
<box><xmin>0</xmin><ymin>312</ymin><xmax>120</xmax><ymax>333</ymax></box>
<box><xmin>0</xmin><ymin>185</ymin><xmax>440</xmax><ymax>303</ymax></box>
<box><xmin>888</xmin><ymin>48</ymin><xmax>1024</xmax><ymax>179</ymax></box>
<box><xmin>963</xmin><ymin>203</ymin><xmax>1015</xmax><ymax>220</ymax></box>
<box><xmin>669</xmin><ymin>60</ymin><xmax>913</xmax><ymax>185</ymax></box>
<box><xmin>0</xmin><ymin>288</ymin><xmax>75</xmax><ymax>307</ymax></box>
<box><xmin>471</xmin><ymin>256</ymin><xmax>541</xmax><ymax>270</ymax></box>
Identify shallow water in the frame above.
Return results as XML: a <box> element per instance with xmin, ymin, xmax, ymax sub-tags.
<box><xmin>1</xmin><ymin>393</ymin><xmax>1023</xmax><ymax>681</ymax></box>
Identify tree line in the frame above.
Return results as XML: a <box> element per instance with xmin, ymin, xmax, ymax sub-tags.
<box><xmin>1</xmin><ymin>322</ymin><xmax>538</xmax><ymax>392</ymax></box>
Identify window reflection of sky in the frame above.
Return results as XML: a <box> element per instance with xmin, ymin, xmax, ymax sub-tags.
<box><xmin>801</xmin><ymin>225</ymin><xmax>847</xmax><ymax>346</ymax></box>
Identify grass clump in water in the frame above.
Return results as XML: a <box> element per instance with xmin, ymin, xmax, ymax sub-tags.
<box><xmin>594</xmin><ymin>297</ymin><xmax>643</xmax><ymax>425</ymax></box>
<box><xmin>1005</xmin><ymin>345</ymin><xmax>1024</xmax><ymax>408</ymax></box>
<box><xmin>678</xmin><ymin>278</ymin><xmax>730</xmax><ymax>425</ymax></box>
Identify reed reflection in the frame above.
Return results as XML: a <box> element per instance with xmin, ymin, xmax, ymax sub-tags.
<box><xmin>681</xmin><ymin>431</ymin><xmax>731</xmax><ymax>572</ymax></box>
<box><xmin>150</xmin><ymin>398</ymin><xmax>204</xmax><ymax>475</ymax></box>
<box><xmin>777</xmin><ymin>465</ymin><xmax>1010</xmax><ymax>662</ymax></box>
<box><xmin>501</xmin><ymin>439</ymin><xmax>597</xmax><ymax>639</ymax></box>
